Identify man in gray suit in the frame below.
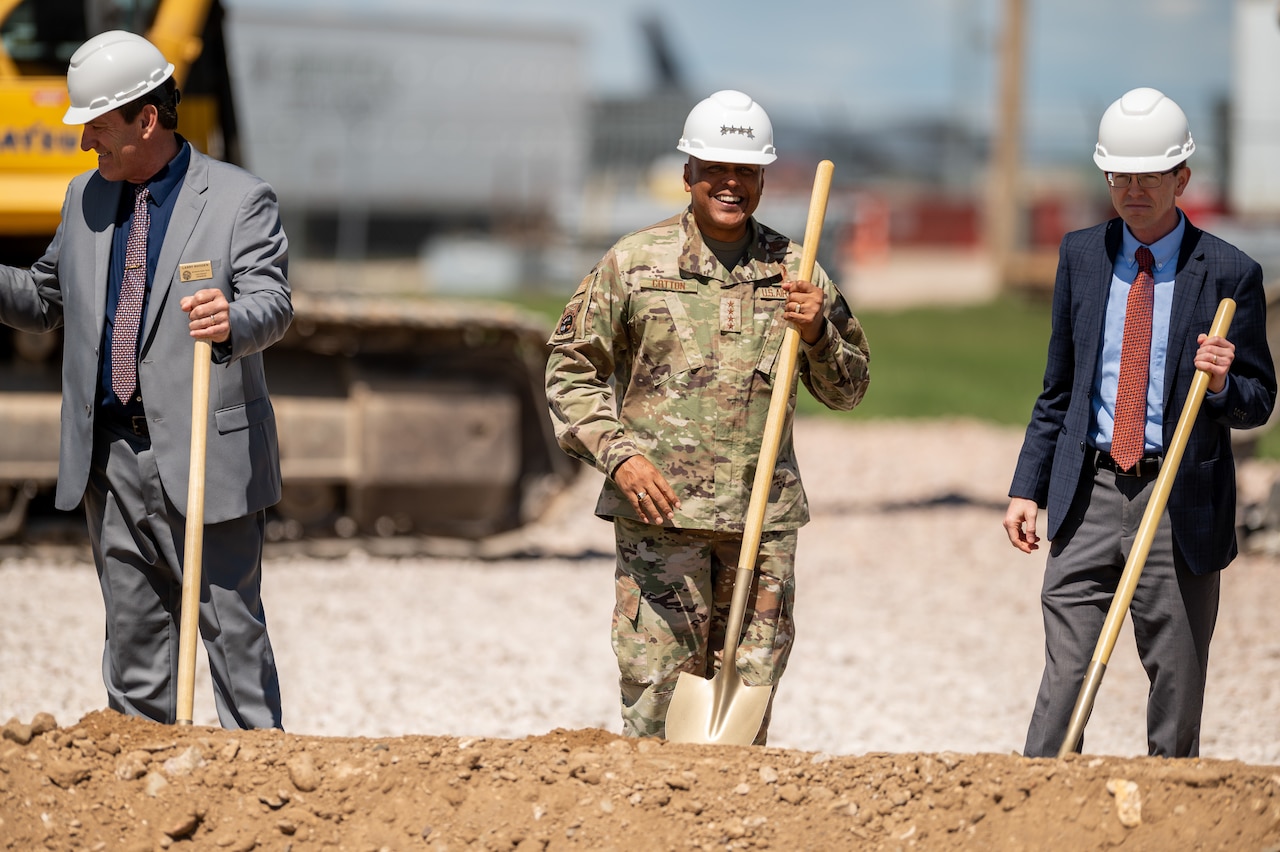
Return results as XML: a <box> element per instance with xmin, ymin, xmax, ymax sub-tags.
<box><xmin>1003</xmin><ymin>88</ymin><xmax>1275</xmax><ymax>757</ymax></box>
<box><xmin>0</xmin><ymin>31</ymin><xmax>291</xmax><ymax>729</ymax></box>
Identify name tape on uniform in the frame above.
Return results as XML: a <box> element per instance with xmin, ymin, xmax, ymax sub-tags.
<box><xmin>642</xmin><ymin>278</ymin><xmax>699</xmax><ymax>294</ymax></box>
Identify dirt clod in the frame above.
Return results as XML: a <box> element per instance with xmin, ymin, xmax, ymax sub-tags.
<box><xmin>0</xmin><ymin>718</ymin><xmax>32</xmax><ymax>746</ymax></box>
<box><xmin>286</xmin><ymin>749</ymin><xmax>320</xmax><ymax>791</ymax></box>
<box><xmin>1108</xmin><ymin>777</ymin><xmax>1144</xmax><ymax>827</ymax></box>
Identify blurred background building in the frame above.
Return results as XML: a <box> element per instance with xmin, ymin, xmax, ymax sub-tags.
<box><xmin>7</xmin><ymin>0</ymin><xmax>1276</xmax><ymax>296</ymax></box>
<box><xmin>214</xmin><ymin>0</ymin><xmax>1280</xmax><ymax>297</ymax></box>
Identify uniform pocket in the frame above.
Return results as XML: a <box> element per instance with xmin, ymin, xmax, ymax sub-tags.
<box><xmin>614</xmin><ymin>571</ymin><xmax>641</xmax><ymax>623</ymax></box>
<box><xmin>736</xmin><ymin>563</ymin><xmax>796</xmax><ymax>686</ymax></box>
<box><xmin>611</xmin><ymin>570</ymin><xmax>697</xmax><ymax>685</ymax></box>
<box><xmin>747</xmin><ymin>569</ymin><xmax>794</xmax><ymax>641</ymax></box>
<box><xmin>630</xmin><ymin>292</ymin><xmax>703</xmax><ymax>389</ymax></box>
<box><xmin>611</xmin><ymin>572</ymin><xmax>651</xmax><ymax>685</ymax></box>
<box><xmin>752</xmin><ymin>312</ymin><xmax>789</xmax><ymax>380</ymax></box>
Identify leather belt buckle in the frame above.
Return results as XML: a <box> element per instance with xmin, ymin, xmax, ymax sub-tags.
<box><xmin>1130</xmin><ymin>454</ymin><xmax>1162</xmax><ymax>477</ymax></box>
<box><xmin>128</xmin><ymin>415</ymin><xmax>149</xmax><ymax>438</ymax></box>
<box><xmin>1094</xmin><ymin>447</ymin><xmax>1161</xmax><ymax>477</ymax></box>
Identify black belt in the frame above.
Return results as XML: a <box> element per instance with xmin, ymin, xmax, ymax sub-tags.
<box><xmin>1091</xmin><ymin>446</ymin><xmax>1162</xmax><ymax>477</ymax></box>
<box><xmin>102</xmin><ymin>414</ymin><xmax>149</xmax><ymax>439</ymax></box>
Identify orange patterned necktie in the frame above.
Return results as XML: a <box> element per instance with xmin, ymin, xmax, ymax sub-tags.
<box><xmin>1111</xmin><ymin>245</ymin><xmax>1155</xmax><ymax>471</ymax></box>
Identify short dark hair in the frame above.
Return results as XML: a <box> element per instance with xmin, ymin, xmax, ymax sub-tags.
<box><xmin>119</xmin><ymin>76</ymin><xmax>181</xmax><ymax>130</ymax></box>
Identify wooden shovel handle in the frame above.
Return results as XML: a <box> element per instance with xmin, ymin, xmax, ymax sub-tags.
<box><xmin>722</xmin><ymin>160</ymin><xmax>834</xmax><ymax>662</ymax></box>
<box><xmin>176</xmin><ymin>339</ymin><xmax>212</xmax><ymax>725</ymax></box>
<box><xmin>740</xmin><ymin>160</ymin><xmax>834</xmax><ymax>560</ymax></box>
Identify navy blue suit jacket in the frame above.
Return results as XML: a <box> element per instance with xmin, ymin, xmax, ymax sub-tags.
<box><xmin>1009</xmin><ymin>216</ymin><xmax>1276</xmax><ymax>575</ymax></box>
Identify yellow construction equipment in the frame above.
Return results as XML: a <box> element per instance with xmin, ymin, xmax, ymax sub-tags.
<box><xmin>0</xmin><ymin>0</ymin><xmax>576</xmax><ymax>542</ymax></box>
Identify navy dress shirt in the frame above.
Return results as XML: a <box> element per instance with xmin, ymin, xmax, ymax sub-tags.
<box><xmin>99</xmin><ymin>140</ymin><xmax>191</xmax><ymax>420</ymax></box>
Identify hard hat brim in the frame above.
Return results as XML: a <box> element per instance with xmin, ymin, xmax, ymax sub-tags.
<box><xmin>678</xmin><ymin>143</ymin><xmax>777</xmax><ymax>166</ymax></box>
<box><xmin>1093</xmin><ymin>149</ymin><xmax>1193</xmax><ymax>174</ymax></box>
<box><xmin>63</xmin><ymin>103</ymin><xmax>110</xmax><ymax>125</ymax></box>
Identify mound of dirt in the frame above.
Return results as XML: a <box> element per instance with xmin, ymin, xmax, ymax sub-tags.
<box><xmin>2</xmin><ymin>710</ymin><xmax>1277</xmax><ymax>851</ymax></box>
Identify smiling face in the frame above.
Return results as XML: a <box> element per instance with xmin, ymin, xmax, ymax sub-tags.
<box><xmin>77</xmin><ymin>102</ymin><xmax>178</xmax><ymax>184</ymax></box>
<box><xmin>683</xmin><ymin>157</ymin><xmax>765</xmax><ymax>242</ymax></box>
<box><xmin>1108</xmin><ymin>164</ymin><xmax>1190</xmax><ymax>245</ymax></box>
<box><xmin>78</xmin><ymin>107</ymin><xmax>148</xmax><ymax>182</ymax></box>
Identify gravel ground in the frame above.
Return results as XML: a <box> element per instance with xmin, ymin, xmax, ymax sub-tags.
<box><xmin>2</xmin><ymin>418</ymin><xmax>1278</xmax><ymax>765</ymax></box>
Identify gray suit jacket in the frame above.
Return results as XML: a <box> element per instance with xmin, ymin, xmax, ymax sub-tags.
<box><xmin>1009</xmin><ymin>216</ymin><xmax>1276</xmax><ymax>575</ymax></box>
<box><xmin>0</xmin><ymin>148</ymin><xmax>292</xmax><ymax>523</ymax></box>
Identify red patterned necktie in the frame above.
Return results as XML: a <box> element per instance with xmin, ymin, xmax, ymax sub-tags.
<box><xmin>1110</xmin><ymin>245</ymin><xmax>1155</xmax><ymax>471</ymax></box>
<box><xmin>112</xmin><ymin>184</ymin><xmax>150</xmax><ymax>402</ymax></box>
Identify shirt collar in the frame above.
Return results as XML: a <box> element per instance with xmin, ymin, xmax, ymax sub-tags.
<box><xmin>1121</xmin><ymin>210</ymin><xmax>1184</xmax><ymax>275</ymax></box>
<box><xmin>136</xmin><ymin>138</ymin><xmax>192</xmax><ymax>207</ymax></box>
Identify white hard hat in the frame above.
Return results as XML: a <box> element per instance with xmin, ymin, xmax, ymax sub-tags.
<box><xmin>63</xmin><ymin>30</ymin><xmax>174</xmax><ymax>125</ymax></box>
<box><xmin>1093</xmin><ymin>87</ymin><xmax>1195</xmax><ymax>173</ymax></box>
<box><xmin>677</xmin><ymin>90</ymin><xmax>777</xmax><ymax>165</ymax></box>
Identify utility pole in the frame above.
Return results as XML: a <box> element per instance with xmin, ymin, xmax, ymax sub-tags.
<box><xmin>987</xmin><ymin>0</ymin><xmax>1025</xmax><ymax>289</ymax></box>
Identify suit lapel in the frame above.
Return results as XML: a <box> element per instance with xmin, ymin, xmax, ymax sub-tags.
<box><xmin>90</xmin><ymin>179</ymin><xmax>124</xmax><ymax>335</ymax></box>
<box><xmin>1079</xmin><ymin>219</ymin><xmax>1125</xmax><ymax>386</ymax></box>
<box><xmin>1164</xmin><ymin>222</ymin><xmax>1207</xmax><ymax>404</ymax></box>
<box><xmin>143</xmin><ymin>152</ymin><xmax>209</xmax><ymax>346</ymax></box>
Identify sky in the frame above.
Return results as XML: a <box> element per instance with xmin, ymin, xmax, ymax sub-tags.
<box><xmin>223</xmin><ymin>0</ymin><xmax>1241</xmax><ymax>172</ymax></box>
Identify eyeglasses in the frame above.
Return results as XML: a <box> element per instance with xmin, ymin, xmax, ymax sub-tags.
<box><xmin>1106</xmin><ymin>167</ymin><xmax>1179</xmax><ymax>189</ymax></box>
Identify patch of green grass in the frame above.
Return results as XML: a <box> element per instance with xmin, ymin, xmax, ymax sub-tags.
<box><xmin>803</xmin><ymin>297</ymin><xmax>1051</xmax><ymax>426</ymax></box>
<box><xmin>521</xmin><ymin>292</ymin><xmax>1058</xmax><ymax>426</ymax></box>
<box><xmin>822</xmin><ymin>297</ymin><xmax>1280</xmax><ymax>460</ymax></box>
<box><xmin>512</xmin><ymin>291</ymin><xmax>1280</xmax><ymax>458</ymax></box>
<box><xmin>504</xmin><ymin>292</ymin><xmax>579</xmax><ymax>326</ymax></box>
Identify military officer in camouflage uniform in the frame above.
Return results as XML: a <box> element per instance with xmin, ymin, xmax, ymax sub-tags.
<box><xmin>545</xmin><ymin>90</ymin><xmax>871</xmax><ymax>743</ymax></box>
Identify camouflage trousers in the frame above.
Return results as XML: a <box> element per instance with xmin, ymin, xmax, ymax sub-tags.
<box><xmin>611</xmin><ymin>517</ymin><xmax>797</xmax><ymax>744</ymax></box>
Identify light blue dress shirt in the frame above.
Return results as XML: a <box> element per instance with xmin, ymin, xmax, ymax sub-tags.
<box><xmin>1089</xmin><ymin>214</ymin><xmax>1186</xmax><ymax>455</ymax></box>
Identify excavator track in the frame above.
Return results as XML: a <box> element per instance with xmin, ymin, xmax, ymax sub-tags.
<box><xmin>0</xmin><ymin>293</ymin><xmax>577</xmax><ymax>544</ymax></box>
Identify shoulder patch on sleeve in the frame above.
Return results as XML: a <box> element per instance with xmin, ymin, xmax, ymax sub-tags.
<box><xmin>551</xmin><ymin>298</ymin><xmax>584</xmax><ymax>343</ymax></box>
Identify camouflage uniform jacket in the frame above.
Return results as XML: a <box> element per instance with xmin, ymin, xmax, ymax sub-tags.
<box><xmin>545</xmin><ymin>207</ymin><xmax>870</xmax><ymax>532</ymax></box>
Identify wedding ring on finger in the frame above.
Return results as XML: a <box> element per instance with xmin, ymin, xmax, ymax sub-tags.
<box><xmin>1213</xmin><ymin>355</ymin><xmax>1218</xmax><ymax>365</ymax></box>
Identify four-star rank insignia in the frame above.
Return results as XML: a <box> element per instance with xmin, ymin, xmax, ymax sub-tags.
<box><xmin>719</xmin><ymin>124</ymin><xmax>756</xmax><ymax>140</ymax></box>
<box><xmin>720</xmin><ymin>297</ymin><xmax>742</xmax><ymax>333</ymax></box>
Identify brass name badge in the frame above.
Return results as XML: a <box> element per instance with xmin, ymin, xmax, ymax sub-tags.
<box><xmin>179</xmin><ymin>261</ymin><xmax>213</xmax><ymax>282</ymax></box>
<box><xmin>756</xmin><ymin>286</ymin><xmax>787</xmax><ymax>300</ymax></box>
<box><xmin>642</xmin><ymin>278</ymin><xmax>699</xmax><ymax>294</ymax></box>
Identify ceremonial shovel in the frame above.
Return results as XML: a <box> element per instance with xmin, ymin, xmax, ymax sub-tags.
<box><xmin>1058</xmin><ymin>298</ymin><xmax>1236</xmax><ymax>757</ymax></box>
<box><xmin>665</xmin><ymin>160</ymin><xmax>834</xmax><ymax>746</ymax></box>
<box><xmin>176</xmin><ymin>339</ymin><xmax>212</xmax><ymax>725</ymax></box>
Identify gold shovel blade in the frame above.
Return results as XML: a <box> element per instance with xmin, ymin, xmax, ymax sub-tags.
<box><xmin>664</xmin><ymin>669</ymin><xmax>774</xmax><ymax>745</ymax></box>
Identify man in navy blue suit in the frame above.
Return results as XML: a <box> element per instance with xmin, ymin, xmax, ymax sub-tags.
<box><xmin>1003</xmin><ymin>88</ymin><xmax>1276</xmax><ymax>758</ymax></box>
